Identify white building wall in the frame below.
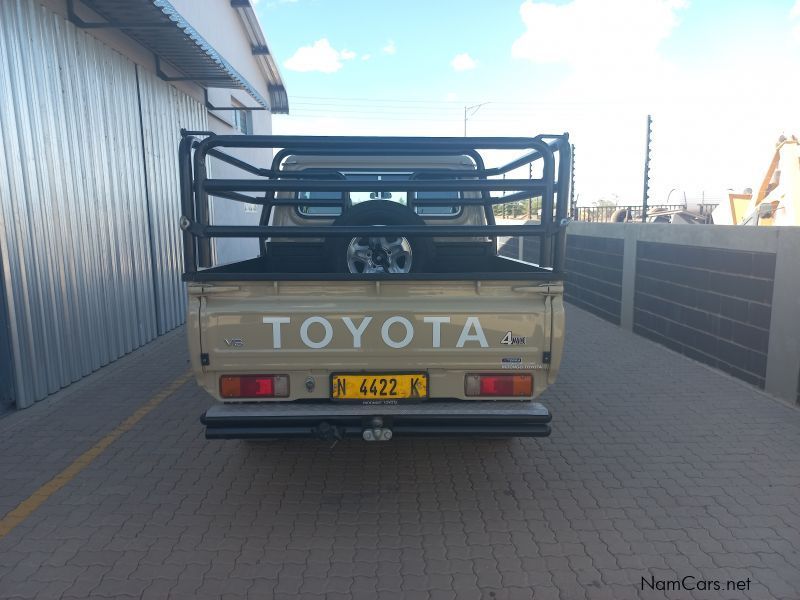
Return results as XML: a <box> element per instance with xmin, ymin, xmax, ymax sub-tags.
<box><xmin>166</xmin><ymin>1</ymin><xmax>275</xmax><ymax>265</ymax></box>
<box><xmin>167</xmin><ymin>0</ymin><xmax>276</xmax><ymax>265</ymax></box>
<box><xmin>206</xmin><ymin>106</ymin><xmax>273</xmax><ymax>266</ymax></box>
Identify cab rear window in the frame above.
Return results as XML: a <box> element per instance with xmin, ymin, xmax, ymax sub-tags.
<box><xmin>297</xmin><ymin>173</ymin><xmax>461</xmax><ymax>217</ymax></box>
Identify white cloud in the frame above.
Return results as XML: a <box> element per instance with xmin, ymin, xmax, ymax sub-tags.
<box><xmin>512</xmin><ymin>0</ymin><xmax>686</xmax><ymax>70</ymax></box>
<box><xmin>792</xmin><ymin>1</ymin><xmax>800</xmax><ymax>42</ymax></box>
<box><xmin>284</xmin><ymin>39</ymin><xmax>354</xmax><ymax>73</ymax></box>
<box><xmin>382</xmin><ymin>40</ymin><xmax>397</xmax><ymax>55</ymax></box>
<box><xmin>361</xmin><ymin>54</ymin><xmax>372</xmax><ymax>61</ymax></box>
<box><xmin>451</xmin><ymin>53</ymin><xmax>477</xmax><ymax>71</ymax></box>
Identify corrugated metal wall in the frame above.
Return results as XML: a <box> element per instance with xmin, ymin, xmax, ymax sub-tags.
<box><xmin>0</xmin><ymin>0</ymin><xmax>206</xmax><ymax>408</ymax></box>
<box><xmin>137</xmin><ymin>66</ymin><xmax>207</xmax><ymax>334</ymax></box>
<box><xmin>0</xmin><ymin>255</ymin><xmax>14</xmax><ymax>413</ymax></box>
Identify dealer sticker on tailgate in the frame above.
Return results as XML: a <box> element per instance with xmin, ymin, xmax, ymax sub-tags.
<box><xmin>331</xmin><ymin>373</ymin><xmax>428</xmax><ymax>403</ymax></box>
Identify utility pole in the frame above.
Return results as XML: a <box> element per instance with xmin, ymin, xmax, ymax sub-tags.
<box><xmin>463</xmin><ymin>102</ymin><xmax>490</xmax><ymax>136</ymax></box>
<box><xmin>642</xmin><ymin>114</ymin><xmax>653</xmax><ymax>222</ymax></box>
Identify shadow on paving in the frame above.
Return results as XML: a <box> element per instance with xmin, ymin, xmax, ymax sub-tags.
<box><xmin>0</xmin><ymin>399</ymin><xmax>13</xmax><ymax>419</ymax></box>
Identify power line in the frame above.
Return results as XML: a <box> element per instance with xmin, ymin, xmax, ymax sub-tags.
<box><xmin>292</xmin><ymin>94</ymin><xmax>474</xmax><ymax>104</ymax></box>
<box><xmin>289</xmin><ymin>103</ymin><xmax>460</xmax><ymax>114</ymax></box>
<box><xmin>282</xmin><ymin>112</ymin><xmax>465</xmax><ymax>122</ymax></box>
<box><xmin>285</xmin><ymin>104</ymin><xmax>568</xmax><ymax>118</ymax></box>
<box><xmin>290</xmin><ymin>94</ymin><xmax>632</xmax><ymax>107</ymax></box>
<box><xmin>292</xmin><ymin>99</ymin><xmax>476</xmax><ymax>109</ymax></box>
<box><xmin>282</xmin><ymin>111</ymin><xmax>541</xmax><ymax>124</ymax></box>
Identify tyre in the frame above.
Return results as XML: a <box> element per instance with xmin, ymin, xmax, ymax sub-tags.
<box><xmin>324</xmin><ymin>201</ymin><xmax>434</xmax><ymax>273</ymax></box>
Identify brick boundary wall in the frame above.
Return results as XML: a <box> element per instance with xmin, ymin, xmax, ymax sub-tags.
<box><xmin>499</xmin><ymin>222</ymin><xmax>800</xmax><ymax>404</ymax></box>
<box><xmin>498</xmin><ymin>234</ymin><xmax>620</xmax><ymax>323</ymax></box>
<box><xmin>497</xmin><ymin>236</ymin><xmax>540</xmax><ymax>265</ymax></box>
<box><xmin>564</xmin><ymin>235</ymin><xmax>623</xmax><ymax>325</ymax></box>
<box><xmin>634</xmin><ymin>242</ymin><xmax>775</xmax><ymax>388</ymax></box>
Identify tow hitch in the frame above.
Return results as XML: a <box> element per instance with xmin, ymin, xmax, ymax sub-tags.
<box><xmin>363</xmin><ymin>428</ymin><xmax>393</xmax><ymax>441</ymax></box>
<box><xmin>363</xmin><ymin>417</ymin><xmax>393</xmax><ymax>441</ymax></box>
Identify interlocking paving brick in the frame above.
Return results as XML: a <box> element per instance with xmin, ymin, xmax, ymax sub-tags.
<box><xmin>1</xmin><ymin>308</ymin><xmax>799</xmax><ymax>598</ymax></box>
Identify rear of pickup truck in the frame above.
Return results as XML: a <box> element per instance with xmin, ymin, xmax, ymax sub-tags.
<box><xmin>191</xmin><ymin>279</ymin><xmax>563</xmax><ymax>440</ymax></box>
<box><xmin>179</xmin><ymin>133</ymin><xmax>572</xmax><ymax>441</ymax></box>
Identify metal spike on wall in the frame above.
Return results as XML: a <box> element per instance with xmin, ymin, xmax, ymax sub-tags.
<box><xmin>642</xmin><ymin>115</ymin><xmax>653</xmax><ymax>222</ymax></box>
<box><xmin>570</xmin><ymin>143</ymin><xmax>576</xmax><ymax>219</ymax></box>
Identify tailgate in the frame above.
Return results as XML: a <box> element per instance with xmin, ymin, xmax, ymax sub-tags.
<box><xmin>193</xmin><ymin>279</ymin><xmax>563</xmax><ymax>398</ymax></box>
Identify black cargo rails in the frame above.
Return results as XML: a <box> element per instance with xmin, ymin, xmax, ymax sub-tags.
<box><xmin>178</xmin><ymin>132</ymin><xmax>572</xmax><ymax>281</ymax></box>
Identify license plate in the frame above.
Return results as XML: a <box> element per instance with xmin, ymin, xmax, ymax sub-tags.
<box><xmin>331</xmin><ymin>373</ymin><xmax>428</xmax><ymax>402</ymax></box>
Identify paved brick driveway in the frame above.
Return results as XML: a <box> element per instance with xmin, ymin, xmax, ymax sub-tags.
<box><xmin>0</xmin><ymin>307</ymin><xmax>798</xmax><ymax>600</ymax></box>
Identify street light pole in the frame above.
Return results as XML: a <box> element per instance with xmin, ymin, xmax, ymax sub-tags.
<box><xmin>463</xmin><ymin>102</ymin><xmax>490</xmax><ymax>136</ymax></box>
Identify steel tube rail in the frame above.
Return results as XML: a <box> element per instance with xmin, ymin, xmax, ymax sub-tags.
<box><xmin>178</xmin><ymin>135</ymin><xmax>197</xmax><ymax>274</ymax></box>
<box><xmin>197</xmin><ymin>224</ymin><xmax>555</xmax><ymax>238</ymax></box>
<box><xmin>206</xmin><ymin>148</ymin><xmax>269</xmax><ymax>177</ymax></box>
<box><xmin>202</xmin><ymin>178</ymin><xmax>548</xmax><ymax>193</ymax></box>
<box><xmin>181</xmin><ymin>132</ymin><xmax>570</xmax><ymax>273</ymax></box>
<box><xmin>552</xmin><ymin>138</ymin><xmax>572</xmax><ymax>271</ymax></box>
<box><xmin>192</xmin><ymin>149</ymin><xmax>213</xmax><ymax>269</ymax></box>
<box><xmin>196</xmin><ymin>134</ymin><xmax>558</xmax><ymax>151</ymax></box>
<box><xmin>210</xmin><ymin>190</ymin><xmax>265</xmax><ymax>204</ymax></box>
<box><xmin>270</xmin><ymin>196</ymin><xmax>539</xmax><ymax>207</ymax></box>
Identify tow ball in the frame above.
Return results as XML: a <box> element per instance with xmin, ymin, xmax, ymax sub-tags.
<box><xmin>363</xmin><ymin>417</ymin><xmax>393</xmax><ymax>442</ymax></box>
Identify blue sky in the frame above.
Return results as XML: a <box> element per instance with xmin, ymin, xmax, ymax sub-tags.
<box><xmin>256</xmin><ymin>0</ymin><xmax>800</xmax><ymax>206</ymax></box>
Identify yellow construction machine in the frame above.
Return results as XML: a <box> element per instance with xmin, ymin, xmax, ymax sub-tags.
<box><xmin>713</xmin><ymin>135</ymin><xmax>800</xmax><ymax>226</ymax></box>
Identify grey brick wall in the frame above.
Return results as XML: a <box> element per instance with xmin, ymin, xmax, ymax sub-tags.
<box><xmin>564</xmin><ymin>235</ymin><xmax>624</xmax><ymax>324</ymax></box>
<box><xmin>634</xmin><ymin>242</ymin><xmax>776</xmax><ymax>388</ymax></box>
<box><xmin>498</xmin><ymin>234</ymin><xmax>621</xmax><ymax>324</ymax></box>
<box><xmin>497</xmin><ymin>236</ymin><xmax>541</xmax><ymax>265</ymax></box>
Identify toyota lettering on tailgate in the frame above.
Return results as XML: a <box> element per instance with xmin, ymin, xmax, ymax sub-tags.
<box><xmin>260</xmin><ymin>315</ymin><xmax>489</xmax><ymax>349</ymax></box>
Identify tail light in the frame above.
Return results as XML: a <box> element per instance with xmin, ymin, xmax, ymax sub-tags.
<box><xmin>465</xmin><ymin>373</ymin><xmax>532</xmax><ymax>397</ymax></box>
<box><xmin>220</xmin><ymin>375</ymin><xmax>289</xmax><ymax>398</ymax></box>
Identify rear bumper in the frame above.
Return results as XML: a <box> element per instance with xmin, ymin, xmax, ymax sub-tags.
<box><xmin>200</xmin><ymin>401</ymin><xmax>552</xmax><ymax>440</ymax></box>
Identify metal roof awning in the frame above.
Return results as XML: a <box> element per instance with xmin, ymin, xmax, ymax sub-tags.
<box><xmin>67</xmin><ymin>0</ymin><xmax>288</xmax><ymax>113</ymax></box>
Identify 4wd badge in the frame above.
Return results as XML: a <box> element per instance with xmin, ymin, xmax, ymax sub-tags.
<box><xmin>500</xmin><ymin>331</ymin><xmax>527</xmax><ymax>345</ymax></box>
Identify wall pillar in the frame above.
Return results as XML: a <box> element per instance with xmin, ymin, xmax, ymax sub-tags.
<box><xmin>765</xmin><ymin>229</ymin><xmax>800</xmax><ymax>403</ymax></box>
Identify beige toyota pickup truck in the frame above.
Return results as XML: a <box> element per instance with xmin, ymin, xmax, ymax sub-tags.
<box><xmin>179</xmin><ymin>133</ymin><xmax>571</xmax><ymax>441</ymax></box>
